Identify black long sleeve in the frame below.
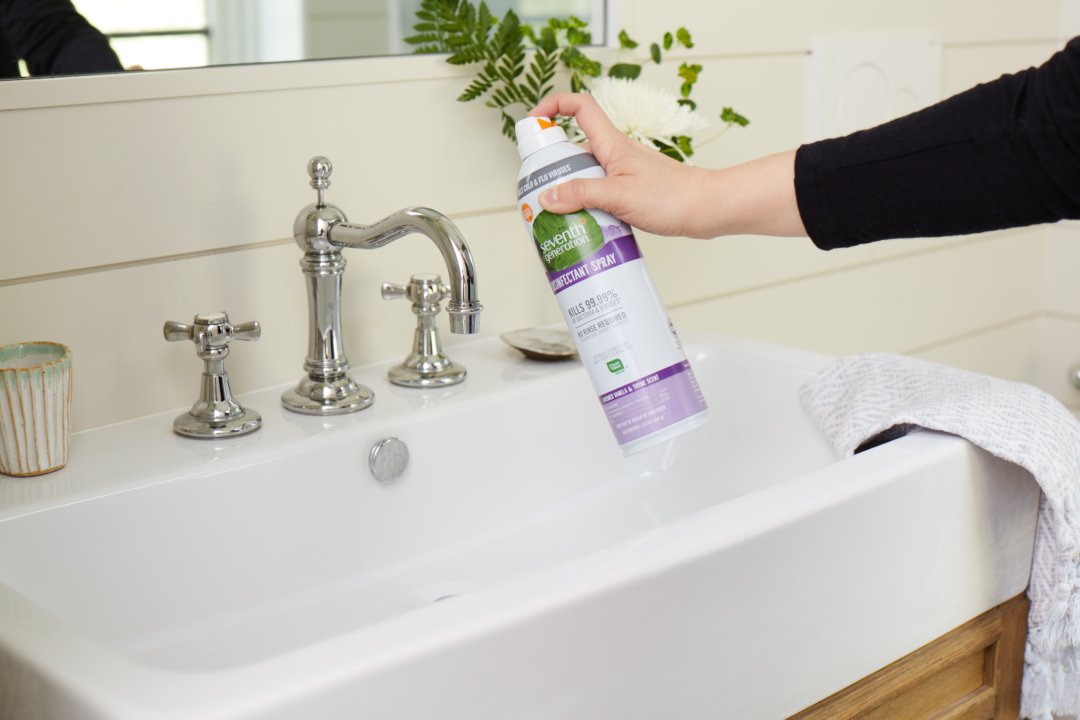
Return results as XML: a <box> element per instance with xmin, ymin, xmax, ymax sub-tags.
<box><xmin>795</xmin><ymin>37</ymin><xmax>1080</xmax><ymax>250</ymax></box>
<box><xmin>0</xmin><ymin>0</ymin><xmax>122</xmax><ymax>78</ymax></box>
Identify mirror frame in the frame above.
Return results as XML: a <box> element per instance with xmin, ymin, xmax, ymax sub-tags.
<box><xmin>2</xmin><ymin>0</ymin><xmax>619</xmax><ymax>113</ymax></box>
<box><xmin>0</xmin><ymin>52</ymin><xmax>471</xmax><ymax>111</ymax></box>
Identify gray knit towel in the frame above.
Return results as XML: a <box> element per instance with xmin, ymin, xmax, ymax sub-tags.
<box><xmin>799</xmin><ymin>353</ymin><xmax>1080</xmax><ymax>720</ymax></box>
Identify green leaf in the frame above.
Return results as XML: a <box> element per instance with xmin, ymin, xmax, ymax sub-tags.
<box><xmin>496</xmin><ymin>52</ymin><xmax>524</xmax><ymax>83</ymax></box>
<box><xmin>650</xmin><ymin>42</ymin><xmax>661</xmax><ymax>64</ymax></box>
<box><xmin>405</xmin><ymin>34</ymin><xmax>439</xmax><ymax>47</ymax></box>
<box><xmin>677</xmin><ymin>62</ymin><xmax>701</xmax><ymax>83</ymax></box>
<box><xmin>608</xmin><ymin>63</ymin><xmax>641</xmax><ymax>79</ymax></box>
<box><xmin>413</xmin><ymin>0</ymin><xmax>621</xmax><ymax>144</ymax></box>
<box><xmin>663</xmin><ymin>32</ymin><xmax>673</xmax><ymax>51</ymax></box>
<box><xmin>617</xmin><ymin>30</ymin><xmax>638</xmax><ymax>49</ymax></box>
<box><xmin>676</xmin><ymin>98</ymin><xmax>697</xmax><ymax>111</ymax></box>
<box><xmin>563</xmin><ymin>47</ymin><xmax>601</xmax><ymax>77</ymax></box>
<box><xmin>566</xmin><ymin>28</ymin><xmax>591</xmax><ymax>46</ymax></box>
<box><xmin>656</xmin><ymin>144</ymin><xmax>683</xmax><ymax>161</ymax></box>
<box><xmin>677</xmin><ymin>62</ymin><xmax>701</xmax><ymax>98</ymax></box>
<box><xmin>501</xmin><ymin>111</ymin><xmax>517</xmax><ymax>140</ymax></box>
<box><xmin>447</xmin><ymin>47</ymin><xmax>485</xmax><ymax>64</ymax></box>
<box><xmin>532</xmin><ymin>26</ymin><xmax>557</xmax><ymax>52</ymax></box>
<box><xmin>525</xmin><ymin>47</ymin><xmax>558</xmax><ymax>102</ymax></box>
<box><xmin>490</xmin><ymin>9</ymin><xmax>521</xmax><ymax>56</ymax></box>
<box><xmin>652</xmin><ymin>136</ymin><xmax>693</xmax><ymax>162</ymax></box>
<box><xmin>477</xmin><ymin>2</ymin><xmax>493</xmax><ymax>37</ymax></box>
<box><xmin>458</xmin><ymin>75</ymin><xmax>494</xmax><ymax>101</ymax></box>
<box><xmin>674</xmin><ymin>135</ymin><xmax>694</xmax><ymax>158</ymax></box>
<box><xmin>676</xmin><ymin>27</ymin><xmax>693</xmax><ymax>48</ymax></box>
<box><xmin>720</xmin><ymin>106</ymin><xmax>750</xmax><ymax>127</ymax></box>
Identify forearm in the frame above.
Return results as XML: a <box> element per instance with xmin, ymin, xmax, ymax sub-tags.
<box><xmin>796</xmin><ymin>37</ymin><xmax>1080</xmax><ymax>249</ymax></box>
<box><xmin>696</xmin><ymin>150</ymin><xmax>807</xmax><ymax>238</ymax></box>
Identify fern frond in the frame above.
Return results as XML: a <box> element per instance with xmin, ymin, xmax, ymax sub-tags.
<box><xmin>501</xmin><ymin>112</ymin><xmax>517</xmax><ymax>140</ymax></box>
<box><xmin>458</xmin><ymin>75</ymin><xmax>495</xmax><ymax>102</ymax></box>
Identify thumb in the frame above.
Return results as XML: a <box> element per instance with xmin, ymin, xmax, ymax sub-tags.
<box><xmin>538</xmin><ymin>177</ymin><xmax>610</xmax><ymax>214</ymax></box>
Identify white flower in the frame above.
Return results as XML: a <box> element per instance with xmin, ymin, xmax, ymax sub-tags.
<box><xmin>570</xmin><ymin>76</ymin><xmax>712</xmax><ymax>160</ymax></box>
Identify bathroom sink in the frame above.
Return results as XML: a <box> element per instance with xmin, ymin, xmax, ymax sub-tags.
<box><xmin>0</xmin><ymin>332</ymin><xmax>1039</xmax><ymax>719</ymax></box>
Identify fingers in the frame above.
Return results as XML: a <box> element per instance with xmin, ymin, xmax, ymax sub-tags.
<box><xmin>538</xmin><ymin>177</ymin><xmax>607</xmax><ymax>215</ymax></box>
<box><xmin>528</xmin><ymin>93</ymin><xmax>624</xmax><ymax>161</ymax></box>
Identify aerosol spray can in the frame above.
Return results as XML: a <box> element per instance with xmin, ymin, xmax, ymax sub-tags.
<box><xmin>515</xmin><ymin>116</ymin><xmax>709</xmax><ymax>455</ymax></box>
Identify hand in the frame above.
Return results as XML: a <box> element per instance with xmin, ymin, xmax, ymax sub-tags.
<box><xmin>529</xmin><ymin>93</ymin><xmax>715</xmax><ymax>238</ymax></box>
<box><xmin>529</xmin><ymin>93</ymin><xmax>807</xmax><ymax>239</ymax></box>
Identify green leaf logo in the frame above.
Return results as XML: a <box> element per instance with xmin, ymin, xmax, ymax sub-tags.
<box><xmin>532</xmin><ymin>210</ymin><xmax>605</xmax><ymax>272</ymax></box>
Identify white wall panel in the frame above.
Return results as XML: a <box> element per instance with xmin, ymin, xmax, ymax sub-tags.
<box><xmin>1041</xmin><ymin>223</ymin><xmax>1080</xmax><ymax>315</ymax></box>
<box><xmin>0</xmin><ymin>72</ymin><xmax>518</xmax><ymax>281</ymax></box>
<box><xmin>910</xmin><ymin>316</ymin><xmax>1041</xmax><ymax>384</ymax></box>
<box><xmin>668</xmin><ymin>230</ymin><xmax>1043</xmax><ymax>356</ymax></box>
<box><xmin>622</xmin><ymin>1</ymin><xmax>1061</xmax><ymax>57</ymax></box>
<box><xmin>1033</xmin><ymin>314</ymin><xmax>1080</xmax><ymax>410</ymax></box>
<box><xmin>0</xmin><ymin>211</ymin><xmax>559</xmax><ymax>431</ymax></box>
<box><xmin>0</xmin><ymin>0</ymin><xmax>1066</xmax><ymax>429</ymax></box>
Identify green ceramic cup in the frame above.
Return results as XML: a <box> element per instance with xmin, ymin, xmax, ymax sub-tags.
<box><xmin>0</xmin><ymin>342</ymin><xmax>72</xmax><ymax>477</ymax></box>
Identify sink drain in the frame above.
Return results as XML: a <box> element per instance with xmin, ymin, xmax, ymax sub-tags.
<box><xmin>369</xmin><ymin>437</ymin><xmax>409</xmax><ymax>484</ymax></box>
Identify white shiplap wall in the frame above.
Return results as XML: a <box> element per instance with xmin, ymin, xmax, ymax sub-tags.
<box><xmin>0</xmin><ymin>1</ymin><xmax>1069</xmax><ymax>431</ymax></box>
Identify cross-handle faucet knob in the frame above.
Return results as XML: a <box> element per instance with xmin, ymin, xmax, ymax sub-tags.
<box><xmin>163</xmin><ymin>311</ymin><xmax>262</xmax><ymax>439</ymax></box>
<box><xmin>164</xmin><ymin>312</ymin><xmax>261</xmax><ymax>358</ymax></box>
<box><xmin>381</xmin><ymin>274</ymin><xmax>450</xmax><ymax>311</ymax></box>
<box><xmin>381</xmin><ymin>274</ymin><xmax>466</xmax><ymax>388</ymax></box>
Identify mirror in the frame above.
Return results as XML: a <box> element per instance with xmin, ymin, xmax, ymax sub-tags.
<box><xmin>2</xmin><ymin>0</ymin><xmax>605</xmax><ymax>78</ymax></box>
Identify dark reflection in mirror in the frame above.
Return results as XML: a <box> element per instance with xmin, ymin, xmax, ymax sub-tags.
<box><xmin>0</xmin><ymin>0</ymin><xmax>602</xmax><ymax>79</ymax></box>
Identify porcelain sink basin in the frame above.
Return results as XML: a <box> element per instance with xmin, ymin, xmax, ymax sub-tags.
<box><xmin>0</xmin><ymin>332</ymin><xmax>1039</xmax><ymax>719</ymax></box>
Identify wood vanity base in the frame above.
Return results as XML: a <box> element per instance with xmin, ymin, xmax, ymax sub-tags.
<box><xmin>789</xmin><ymin>593</ymin><xmax>1028</xmax><ymax>720</ymax></box>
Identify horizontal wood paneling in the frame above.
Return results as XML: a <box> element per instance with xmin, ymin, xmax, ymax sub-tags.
<box><xmin>667</xmin><ymin>229</ymin><xmax>1044</xmax><ymax>356</ymax></box>
<box><xmin>1032</xmin><ymin>314</ymin><xmax>1080</xmax><ymax>411</ymax></box>
<box><xmin>0</xmin><ymin>75</ymin><xmax>518</xmax><ymax>282</ymax></box>
<box><xmin>0</xmin><ymin>212</ymin><xmax>560</xmax><ymax>431</ymax></box>
<box><xmin>1</xmin><ymin>37</ymin><xmax>1060</xmax><ymax>283</ymax></box>
<box><xmin>623</xmin><ymin>1</ymin><xmax>1062</xmax><ymax>57</ymax></box>
<box><xmin>910</xmin><ymin>316</ymin><xmax>1041</xmax><ymax>385</ymax></box>
<box><xmin>0</xmin><ymin>0</ymin><xmax>1064</xmax><ymax>429</ymax></box>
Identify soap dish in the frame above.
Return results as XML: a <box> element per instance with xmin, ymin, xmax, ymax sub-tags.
<box><xmin>499</xmin><ymin>328</ymin><xmax>578</xmax><ymax>361</ymax></box>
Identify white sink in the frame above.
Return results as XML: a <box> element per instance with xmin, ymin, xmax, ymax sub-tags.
<box><xmin>0</xmin><ymin>332</ymin><xmax>1039</xmax><ymax>719</ymax></box>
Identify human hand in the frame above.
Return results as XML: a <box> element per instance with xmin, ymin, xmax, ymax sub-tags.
<box><xmin>529</xmin><ymin>93</ymin><xmax>806</xmax><ymax>239</ymax></box>
<box><xmin>528</xmin><ymin>93</ymin><xmax>716</xmax><ymax>238</ymax></box>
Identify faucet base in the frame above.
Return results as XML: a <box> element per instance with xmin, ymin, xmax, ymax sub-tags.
<box><xmin>173</xmin><ymin>408</ymin><xmax>262</xmax><ymax>439</ymax></box>
<box><xmin>281</xmin><ymin>376</ymin><xmax>375</xmax><ymax>415</ymax></box>
<box><xmin>388</xmin><ymin>360</ymin><xmax>466</xmax><ymax>388</ymax></box>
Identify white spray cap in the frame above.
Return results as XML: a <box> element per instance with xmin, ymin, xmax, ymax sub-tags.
<box><xmin>515</xmin><ymin>116</ymin><xmax>568</xmax><ymax>160</ymax></box>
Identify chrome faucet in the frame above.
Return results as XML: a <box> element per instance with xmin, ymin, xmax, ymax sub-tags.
<box><xmin>282</xmin><ymin>156</ymin><xmax>482</xmax><ymax>415</ymax></box>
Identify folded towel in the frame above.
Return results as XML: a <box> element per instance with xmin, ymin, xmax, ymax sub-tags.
<box><xmin>799</xmin><ymin>353</ymin><xmax>1080</xmax><ymax>720</ymax></box>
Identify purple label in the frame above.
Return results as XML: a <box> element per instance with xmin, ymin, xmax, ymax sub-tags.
<box><xmin>547</xmin><ymin>235</ymin><xmax>640</xmax><ymax>294</ymax></box>
<box><xmin>599</xmin><ymin>361</ymin><xmax>708</xmax><ymax>445</ymax></box>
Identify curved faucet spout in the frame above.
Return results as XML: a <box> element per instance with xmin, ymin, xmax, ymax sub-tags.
<box><xmin>284</xmin><ymin>156</ymin><xmax>483</xmax><ymax>416</ymax></box>
<box><xmin>328</xmin><ymin>207</ymin><xmax>482</xmax><ymax>334</ymax></box>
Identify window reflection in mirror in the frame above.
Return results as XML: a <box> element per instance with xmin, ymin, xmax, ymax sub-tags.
<box><xmin>1</xmin><ymin>0</ymin><xmax>604</xmax><ymax>78</ymax></box>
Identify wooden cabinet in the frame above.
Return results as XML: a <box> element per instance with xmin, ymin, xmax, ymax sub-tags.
<box><xmin>790</xmin><ymin>593</ymin><xmax>1028</xmax><ymax>720</ymax></box>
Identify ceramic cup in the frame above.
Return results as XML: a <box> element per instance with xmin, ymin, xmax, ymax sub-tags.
<box><xmin>0</xmin><ymin>342</ymin><xmax>72</xmax><ymax>477</ymax></box>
